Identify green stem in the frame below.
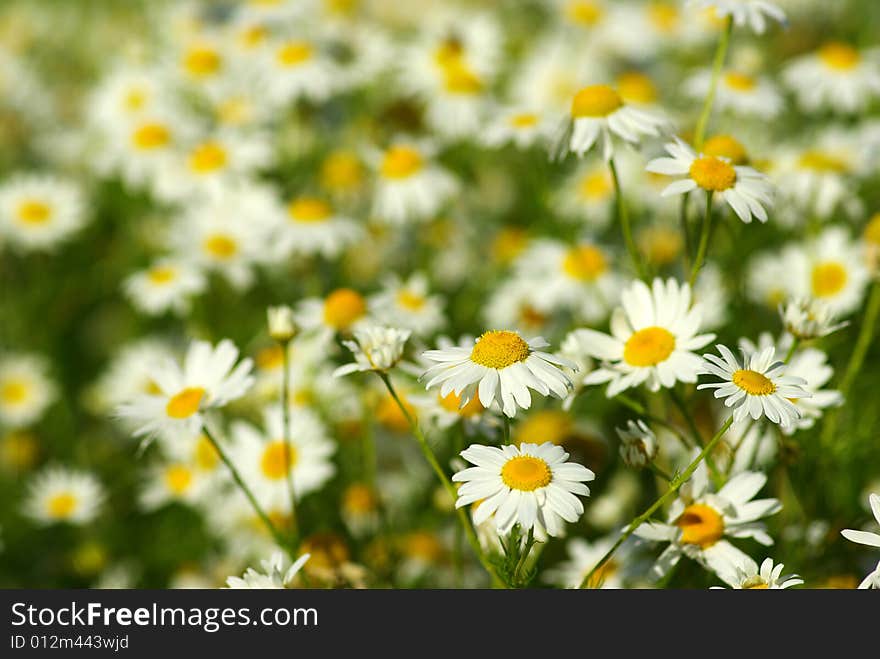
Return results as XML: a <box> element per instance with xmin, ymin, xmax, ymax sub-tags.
<box><xmin>693</xmin><ymin>17</ymin><xmax>734</xmax><ymax>150</ymax></box>
<box><xmin>689</xmin><ymin>192</ymin><xmax>714</xmax><ymax>287</ymax></box>
<box><xmin>513</xmin><ymin>529</ymin><xmax>536</xmax><ymax>588</ymax></box>
<box><xmin>649</xmin><ymin>463</ymin><xmax>673</xmax><ymax>482</ymax></box>
<box><xmin>280</xmin><ymin>343</ymin><xmax>300</xmax><ymax>547</ymax></box>
<box><xmin>783</xmin><ymin>338</ymin><xmax>800</xmax><ymax>364</ymax></box>
<box><xmin>578</xmin><ymin>416</ymin><xmax>734</xmax><ymax>589</ymax></box>
<box><xmin>610</xmin><ymin>158</ymin><xmax>645</xmax><ymax>279</ymax></box>
<box><xmin>680</xmin><ymin>192</ymin><xmax>692</xmax><ymax>271</ymax></box>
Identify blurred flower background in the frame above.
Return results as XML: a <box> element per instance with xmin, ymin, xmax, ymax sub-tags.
<box><xmin>0</xmin><ymin>0</ymin><xmax>879</xmax><ymax>589</ymax></box>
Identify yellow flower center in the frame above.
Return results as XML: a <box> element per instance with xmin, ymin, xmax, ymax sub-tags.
<box><xmin>442</xmin><ymin>61</ymin><xmax>483</xmax><ymax>94</ymax></box>
<box><xmin>563</xmin><ymin>244</ymin><xmax>609</xmax><ymax>281</ymax></box>
<box><xmin>260</xmin><ymin>441</ymin><xmax>298</xmax><ymax>480</ymax></box>
<box><xmin>640</xmin><ymin>226</ymin><xmax>683</xmax><ymax>265</ymax></box>
<box><xmin>819</xmin><ymin>42</ymin><xmax>860</xmax><ymax>71</ymax></box>
<box><xmin>732</xmin><ymin>369</ymin><xmax>776</xmax><ymax>395</ymax></box>
<box><xmin>131</xmin><ymin>122</ymin><xmax>171</xmax><ymax>150</ymax></box>
<box><xmin>617</xmin><ymin>71</ymin><xmax>657</xmax><ymax>104</ymax></box>
<box><xmin>323</xmin><ymin>288</ymin><xmax>366</xmax><ymax>330</ymax></box>
<box><xmin>47</xmin><ymin>492</ymin><xmax>77</xmax><ymax>519</ymax></box>
<box><xmin>724</xmin><ymin>71</ymin><xmax>756</xmax><ymax>91</ymax></box>
<box><xmin>798</xmin><ymin>150</ymin><xmax>848</xmax><ymax>173</ymax></box>
<box><xmin>811</xmin><ymin>261</ymin><xmax>848</xmax><ymax>298</ymax></box>
<box><xmin>217</xmin><ymin>97</ymin><xmax>252</xmax><ymax>126</ymax></box>
<box><xmin>203</xmin><ymin>234</ymin><xmax>238</xmax><ymax>259</ymax></box>
<box><xmin>509</xmin><ymin>112</ymin><xmax>539</xmax><ymax>128</ymax></box>
<box><xmin>343</xmin><ymin>483</ymin><xmax>378</xmax><ymax>514</ymax></box>
<box><xmin>513</xmin><ymin>409</ymin><xmax>572</xmax><ymax>446</ymax></box>
<box><xmin>565</xmin><ymin>0</ymin><xmax>604</xmax><ymax>26</ymax></box>
<box><xmin>623</xmin><ymin>327</ymin><xmax>676</xmax><ymax>366</ymax></box>
<box><xmin>256</xmin><ymin>344</ymin><xmax>285</xmax><ymax>370</ymax></box>
<box><xmin>288</xmin><ymin>197</ymin><xmax>333</xmax><ymax>223</ymax></box>
<box><xmin>519</xmin><ymin>305</ymin><xmax>548</xmax><ymax>330</ymax></box>
<box><xmin>403</xmin><ymin>531</ymin><xmax>444</xmax><ymax>562</ymax></box>
<box><xmin>689</xmin><ymin>156</ymin><xmax>737</xmax><ymax>192</ymax></box>
<box><xmin>571</xmin><ymin>84</ymin><xmax>623</xmax><ymax>118</ymax></box>
<box><xmin>277</xmin><ymin>41</ymin><xmax>314</xmax><ymax>67</ymax></box>
<box><xmin>578</xmin><ymin>171</ymin><xmax>613</xmax><ymax>201</ymax></box>
<box><xmin>188</xmin><ymin>141</ymin><xmax>228</xmax><ymax>174</ymax></box>
<box><xmin>742</xmin><ymin>577</ymin><xmax>770</xmax><ymax>589</ymax></box>
<box><xmin>864</xmin><ymin>213</ymin><xmax>880</xmax><ymax>246</ymax></box>
<box><xmin>165</xmin><ymin>464</ymin><xmax>193</xmax><ymax>495</ymax></box>
<box><xmin>396</xmin><ymin>289</ymin><xmax>425</xmax><ymax>310</ymax></box>
<box><xmin>183</xmin><ymin>47</ymin><xmax>222</xmax><ymax>77</ymax></box>
<box><xmin>165</xmin><ymin>387</ymin><xmax>205</xmax><ymax>419</ymax></box>
<box><xmin>321</xmin><ymin>151</ymin><xmax>363</xmax><ymax>191</ymax></box>
<box><xmin>703</xmin><ymin>135</ymin><xmax>748</xmax><ymax>165</ymax></box>
<box><xmin>194</xmin><ymin>435</ymin><xmax>220</xmax><ymax>470</ymax></box>
<box><xmin>239</xmin><ymin>24</ymin><xmax>267</xmax><ymax>49</ymax></box>
<box><xmin>501</xmin><ymin>455</ymin><xmax>552</xmax><ymax>491</ymax></box>
<box><xmin>434</xmin><ymin>39</ymin><xmax>464</xmax><ymax>68</ymax></box>
<box><xmin>675</xmin><ymin>503</ymin><xmax>724</xmax><ymax>548</ymax></box>
<box><xmin>380</xmin><ymin>145</ymin><xmax>423</xmax><ymax>179</ymax></box>
<box><xmin>438</xmin><ymin>390</ymin><xmax>484</xmax><ymax>417</ymax></box>
<box><xmin>1</xmin><ymin>430</ymin><xmax>38</xmax><ymax>470</ymax></box>
<box><xmin>15</xmin><ymin>200</ymin><xmax>51</xmax><ymax>225</ymax></box>
<box><xmin>123</xmin><ymin>88</ymin><xmax>147</xmax><ymax>112</ymax></box>
<box><xmin>0</xmin><ymin>379</ymin><xmax>28</xmax><ymax>404</ymax></box>
<box><xmin>147</xmin><ymin>266</ymin><xmax>176</xmax><ymax>284</ymax></box>
<box><xmin>648</xmin><ymin>2</ymin><xmax>679</xmax><ymax>32</ymax></box>
<box><xmin>491</xmin><ymin>228</ymin><xmax>528</xmax><ymax>264</ymax></box>
<box><xmin>376</xmin><ymin>392</ymin><xmax>416</xmax><ymax>433</ymax></box>
<box><xmin>301</xmin><ymin>531</ymin><xmax>350</xmax><ymax>570</ymax></box>
<box><xmin>470</xmin><ymin>330</ymin><xmax>530</xmax><ymax>369</ymax></box>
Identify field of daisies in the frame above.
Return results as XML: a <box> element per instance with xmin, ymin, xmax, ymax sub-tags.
<box><xmin>1</xmin><ymin>0</ymin><xmax>879</xmax><ymax>590</ymax></box>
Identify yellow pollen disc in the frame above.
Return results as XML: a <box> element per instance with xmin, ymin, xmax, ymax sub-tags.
<box><xmin>470</xmin><ymin>330</ymin><xmax>530</xmax><ymax>369</ymax></box>
<box><xmin>376</xmin><ymin>392</ymin><xmax>416</xmax><ymax>433</ymax></box>
<box><xmin>343</xmin><ymin>483</ymin><xmax>377</xmax><ymax>514</ymax></box>
<box><xmin>325</xmin><ymin>0</ymin><xmax>358</xmax><ymax>16</ymax></box>
<box><xmin>648</xmin><ymin>2</ymin><xmax>678</xmax><ymax>32</ymax></box>
<box><xmin>165</xmin><ymin>387</ymin><xmax>205</xmax><ymax>419</ymax></box>
<box><xmin>183</xmin><ymin>47</ymin><xmax>222</xmax><ymax>78</ymax></box>
<box><xmin>616</xmin><ymin>71</ymin><xmax>657</xmax><ymax>104</ymax></box>
<box><xmin>323</xmin><ymin>288</ymin><xmax>366</xmax><ymax>330</ymax></box>
<box><xmin>16</xmin><ymin>200</ymin><xmax>51</xmax><ymax>225</ymax></box>
<box><xmin>563</xmin><ymin>244</ymin><xmax>609</xmax><ymax>281</ymax></box>
<box><xmin>1</xmin><ymin>379</ymin><xmax>28</xmax><ymax>404</ymax></box>
<box><xmin>434</xmin><ymin>39</ymin><xmax>464</xmax><ymax>68</ymax></box>
<box><xmin>380</xmin><ymin>145</ymin><xmax>423</xmax><ymax>179</ymax></box>
<box><xmin>256</xmin><ymin>345</ymin><xmax>284</xmax><ymax>370</ymax></box>
<box><xmin>321</xmin><ymin>151</ymin><xmax>363</xmax><ymax>191</ymax></box>
<box><xmin>438</xmin><ymin>390</ymin><xmax>484</xmax><ymax>417</ymax></box>
<box><xmin>520</xmin><ymin>305</ymin><xmax>547</xmax><ymax>329</ymax></box>
<box><xmin>675</xmin><ymin>503</ymin><xmax>724</xmax><ymax>548</ymax></box>
<box><xmin>47</xmin><ymin>492</ymin><xmax>77</xmax><ymax>519</ymax></box>
<box><xmin>565</xmin><ymin>0</ymin><xmax>604</xmax><ymax>26</ymax></box>
<box><xmin>203</xmin><ymin>234</ymin><xmax>238</xmax><ymax>259</ymax></box>
<box><xmin>260</xmin><ymin>441</ymin><xmax>298</xmax><ymax>480</ymax></box>
<box><xmin>131</xmin><ymin>122</ymin><xmax>171</xmax><ymax>150</ymax></box>
<box><xmin>689</xmin><ymin>156</ymin><xmax>737</xmax><ymax>192</ymax></box>
<box><xmin>397</xmin><ymin>289</ymin><xmax>425</xmax><ymax>311</ymax></box>
<box><xmin>571</xmin><ymin>84</ymin><xmax>623</xmax><ymax>118</ymax></box>
<box><xmin>864</xmin><ymin>213</ymin><xmax>880</xmax><ymax>246</ymax></box>
<box><xmin>578</xmin><ymin>171</ymin><xmax>612</xmax><ymax>201</ymax></box>
<box><xmin>811</xmin><ymin>261</ymin><xmax>848</xmax><ymax>298</ymax></box>
<box><xmin>144</xmin><ymin>379</ymin><xmax>162</xmax><ymax>395</ymax></box>
<box><xmin>403</xmin><ymin>531</ymin><xmax>444</xmax><ymax>562</ymax></box>
<box><xmin>194</xmin><ymin>435</ymin><xmax>220</xmax><ymax>470</ymax></box>
<box><xmin>819</xmin><ymin>42</ymin><xmax>860</xmax><ymax>71</ymax></box>
<box><xmin>732</xmin><ymin>369</ymin><xmax>776</xmax><ymax>396</ymax></box>
<box><xmin>640</xmin><ymin>226</ymin><xmax>683</xmax><ymax>265</ymax></box>
<box><xmin>585</xmin><ymin>559</ymin><xmax>618</xmax><ymax>588</ymax></box>
<box><xmin>217</xmin><ymin>97</ymin><xmax>252</xmax><ymax>126</ymax></box>
<box><xmin>742</xmin><ymin>578</ymin><xmax>770</xmax><ymax>589</ymax></box>
<box><xmin>703</xmin><ymin>135</ymin><xmax>748</xmax><ymax>165</ymax></box>
<box><xmin>491</xmin><ymin>228</ymin><xmax>528</xmax><ymax>264</ymax></box>
<box><xmin>165</xmin><ymin>464</ymin><xmax>193</xmax><ymax>494</ymax></box>
<box><xmin>798</xmin><ymin>150</ymin><xmax>848</xmax><ymax>173</ymax></box>
<box><xmin>501</xmin><ymin>455</ymin><xmax>552</xmax><ymax>491</ymax></box>
<box><xmin>277</xmin><ymin>41</ymin><xmax>314</xmax><ymax>66</ymax></box>
<box><xmin>188</xmin><ymin>141</ymin><xmax>228</xmax><ymax>174</ymax></box>
<box><xmin>509</xmin><ymin>112</ymin><xmax>539</xmax><ymax>128</ymax></box>
<box><xmin>301</xmin><ymin>531</ymin><xmax>350</xmax><ymax>569</ymax></box>
<box><xmin>623</xmin><ymin>326</ymin><xmax>675</xmax><ymax>366</ymax></box>
<box><xmin>288</xmin><ymin>197</ymin><xmax>332</xmax><ymax>223</ymax></box>
<box><xmin>239</xmin><ymin>25</ymin><xmax>267</xmax><ymax>48</ymax></box>
<box><xmin>513</xmin><ymin>410</ymin><xmax>572</xmax><ymax>446</ymax></box>
<box><xmin>1</xmin><ymin>430</ymin><xmax>38</xmax><ymax>470</ymax></box>
<box><xmin>724</xmin><ymin>71</ymin><xmax>756</xmax><ymax>91</ymax></box>
<box><xmin>443</xmin><ymin>61</ymin><xmax>483</xmax><ymax>94</ymax></box>
<box><xmin>123</xmin><ymin>88</ymin><xmax>147</xmax><ymax>112</ymax></box>
<box><xmin>148</xmin><ymin>266</ymin><xmax>176</xmax><ymax>284</ymax></box>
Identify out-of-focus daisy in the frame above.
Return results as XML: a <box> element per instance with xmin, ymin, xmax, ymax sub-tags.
<box><xmin>334</xmin><ymin>325</ymin><xmax>411</xmax><ymax>376</ymax></box>
<box><xmin>87</xmin><ymin>67</ymin><xmax>167</xmax><ymax>128</ymax></box>
<box><xmin>698</xmin><ymin>343</ymin><xmax>808</xmax><ymax>427</ymax></box>
<box><xmin>421</xmin><ymin>331</ymin><xmax>575</xmax><ymax>418</ymax></box>
<box><xmin>341</xmin><ymin>483</ymin><xmax>381</xmax><ymax>538</ymax></box>
<box><xmin>276</xmin><ymin>195</ymin><xmax>363</xmax><ymax>259</ymax></box>
<box><xmin>510</xmin><ymin>39</ymin><xmax>603</xmax><ymax>114</ymax></box>
<box><xmin>780</xmin><ymin>297</ymin><xmax>848</xmax><ymax>341</ymax></box>
<box><xmin>370</xmin><ymin>141</ymin><xmax>458</xmax><ymax>225</ymax></box>
<box><xmin>580</xmin><ymin>278</ymin><xmax>715</xmax><ymax>396</ymax></box>
<box><xmin>686</xmin><ymin>1</ymin><xmax>787</xmax><ymax>34</ymax></box>
<box><xmin>715</xmin><ymin>557</ymin><xmax>803</xmax><ymax>589</ymax></box>
<box><xmin>226</xmin><ymin>552</ymin><xmax>310</xmax><ymax>589</ymax></box>
<box><xmin>616</xmin><ymin>420</ymin><xmax>658</xmax><ymax>469</ymax></box>
<box><xmin>369</xmin><ymin>274</ymin><xmax>445</xmax><ymax>336</ymax></box>
<box><xmin>117</xmin><ymin>339</ymin><xmax>254</xmax><ymax>443</ymax></box>
<box><xmin>140</xmin><ymin>461</ymin><xmax>209</xmax><ymax>510</ymax></box>
<box><xmin>553</xmin><ymin>161</ymin><xmax>615</xmax><ymax>228</ymax></box>
<box><xmin>296</xmin><ymin>287</ymin><xmax>371</xmax><ymax>336</ymax></box>
<box><xmin>686</xmin><ymin>69</ymin><xmax>783</xmax><ymax>118</ymax></box>
<box><xmin>124</xmin><ymin>259</ymin><xmax>206</xmax><ymax>316</ymax></box>
<box><xmin>320</xmin><ymin>150</ymin><xmax>366</xmax><ymax>200</ymax></box>
<box><xmin>793</xmin><ymin>227</ymin><xmax>870</xmax><ymax>316</ymax></box>
<box><xmin>647</xmin><ymin>138</ymin><xmax>773</xmax><ymax>224</ymax></box>
<box><xmin>0</xmin><ymin>175</ymin><xmax>85</xmax><ymax>251</ymax></box>
<box><xmin>23</xmin><ymin>467</ymin><xmax>104</xmax><ymax>526</ymax></box>
<box><xmin>543</xmin><ymin>535</ymin><xmax>637</xmax><ymax>589</ymax></box>
<box><xmin>481</xmin><ymin>107</ymin><xmax>552</xmax><ymax>150</ymax></box>
<box><xmin>263</xmin><ymin>35</ymin><xmax>340</xmax><ymax>104</ymax></box>
<box><xmin>452</xmin><ymin>442</ymin><xmax>595</xmax><ymax>538</ymax></box>
<box><xmin>0</xmin><ymin>354</ymin><xmax>56</xmax><ymax>428</ymax></box>
<box><xmin>174</xmin><ymin>33</ymin><xmax>229</xmax><ymax>88</ymax></box>
<box><xmin>784</xmin><ymin>41</ymin><xmax>880</xmax><ymax>114</ymax></box>
<box><xmin>484</xmin><ymin>279</ymin><xmax>553</xmax><ymax>336</ymax></box>
<box><xmin>840</xmin><ymin>492</ymin><xmax>880</xmax><ymax>589</ymax></box>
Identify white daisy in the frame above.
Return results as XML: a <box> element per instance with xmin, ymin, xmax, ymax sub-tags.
<box><xmin>616</xmin><ymin>419</ymin><xmax>658</xmax><ymax>469</ymax></box>
<box><xmin>480</xmin><ymin>106</ymin><xmax>553</xmax><ymax>150</ymax></box>
<box><xmin>139</xmin><ymin>461</ymin><xmax>210</xmax><ymax>511</ymax></box>
<box><xmin>794</xmin><ymin>227</ymin><xmax>871</xmax><ymax>317</ymax></box>
<box><xmin>23</xmin><ymin>467</ymin><xmax>104</xmax><ymax>526</ymax></box>
<box><xmin>124</xmin><ymin>259</ymin><xmax>206</xmax><ymax>316</ymax></box>
<box><xmin>715</xmin><ymin>557</ymin><xmax>804</xmax><ymax>589</ymax></box>
<box><xmin>276</xmin><ymin>195</ymin><xmax>364</xmax><ymax>259</ymax></box>
<box><xmin>0</xmin><ymin>353</ymin><xmax>56</xmax><ymax>428</ymax></box>
<box><xmin>646</xmin><ymin>138</ymin><xmax>774</xmax><ymax>224</ymax></box>
<box><xmin>0</xmin><ymin>175</ymin><xmax>85</xmax><ymax>251</ymax></box>
<box><xmin>262</xmin><ymin>35</ymin><xmax>340</xmax><ymax>104</ymax></box>
<box><xmin>580</xmin><ymin>278</ymin><xmax>715</xmax><ymax>397</ymax></box>
<box><xmin>686</xmin><ymin>1</ymin><xmax>787</xmax><ymax>34</ymax></box>
<box><xmin>783</xmin><ymin>41</ymin><xmax>880</xmax><ymax>114</ymax></box>
<box><xmin>226</xmin><ymin>552</ymin><xmax>310</xmax><ymax>589</ymax></box>
<box><xmin>334</xmin><ymin>325</ymin><xmax>411</xmax><ymax>376</ymax></box>
<box><xmin>698</xmin><ymin>343</ymin><xmax>809</xmax><ymax>427</ymax></box>
<box><xmin>780</xmin><ymin>297</ymin><xmax>848</xmax><ymax>341</ymax></box>
<box><xmin>452</xmin><ymin>442</ymin><xmax>595</xmax><ymax>538</ymax></box>
<box><xmin>686</xmin><ymin>69</ymin><xmax>783</xmax><ymax>118</ymax></box>
<box><xmin>369</xmin><ymin>274</ymin><xmax>446</xmax><ymax>337</ymax></box>
<box><xmin>543</xmin><ymin>535</ymin><xmax>637</xmax><ymax>589</ymax></box>
<box><xmin>840</xmin><ymin>492</ymin><xmax>880</xmax><ymax>589</ymax></box>
<box><xmin>295</xmin><ymin>287</ymin><xmax>372</xmax><ymax>336</ymax></box>
<box><xmin>553</xmin><ymin>159</ymin><xmax>616</xmax><ymax>228</ymax></box>
<box><xmin>421</xmin><ymin>331</ymin><xmax>575</xmax><ymax>418</ymax></box>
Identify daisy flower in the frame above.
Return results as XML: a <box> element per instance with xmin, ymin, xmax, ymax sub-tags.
<box><xmin>123</xmin><ymin>259</ymin><xmax>206</xmax><ymax>316</ymax></box>
<box><xmin>480</xmin><ymin>106</ymin><xmax>553</xmax><ymax>150</ymax></box>
<box><xmin>23</xmin><ymin>467</ymin><xmax>104</xmax><ymax>526</ymax></box>
<box><xmin>420</xmin><ymin>331</ymin><xmax>575</xmax><ymax>418</ymax></box>
<box><xmin>296</xmin><ymin>287</ymin><xmax>372</xmax><ymax>336</ymax></box>
<box><xmin>262</xmin><ymin>35</ymin><xmax>340</xmax><ymax>104</ymax></box>
<box><xmin>698</xmin><ymin>344</ymin><xmax>809</xmax><ymax>427</ymax></box>
<box><xmin>557</xmin><ymin>83</ymin><xmax>667</xmax><ymax>161</ymax></box>
<box><xmin>86</xmin><ymin>66</ymin><xmax>167</xmax><ymax>128</ymax></box>
<box><xmin>841</xmin><ymin>492</ymin><xmax>880</xmax><ymax>589</ymax></box>
<box><xmin>714</xmin><ymin>557</ymin><xmax>804</xmax><ymax>589</ymax></box>
<box><xmin>580</xmin><ymin>278</ymin><xmax>715</xmax><ymax>397</ymax></box>
<box><xmin>646</xmin><ymin>138</ymin><xmax>774</xmax><ymax>224</ymax></box>
<box><xmin>276</xmin><ymin>195</ymin><xmax>363</xmax><ymax>259</ymax></box>
<box><xmin>686</xmin><ymin>1</ymin><xmax>787</xmax><ymax>34</ymax></box>
<box><xmin>226</xmin><ymin>552</ymin><xmax>310</xmax><ymax>589</ymax></box>
<box><xmin>783</xmin><ymin>41</ymin><xmax>880</xmax><ymax>114</ymax></box>
<box><xmin>780</xmin><ymin>297</ymin><xmax>848</xmax><ymax>341</ymax></box>
<box><xmin>616</xmin><ymin>419</ymin><xmax>658</xmax><ymax>469</ymax></box>
<box><xmin>139</xmin><ymin>461</ymin><xmax>210</xmax><ymax>511</ymax></box>
<box><xmin>0</xmin><ymin>353</ymin><xmax>56</xmax><ymax>428</ymax></box>
<box><xmin>686</xmin><ymin>69</ymin><xmax>783</xmax><ymax>118</ymax></box>
<box><xmin>334</xmin><ymin>325</ymin><xmax>411</xmax><ymax>376</ymax></box>
<box><xmin>369</xmin><ymin>274</ymin><xmax>446</xmax><ymax>337</ymax></box>
<box><xmin>117</xmin><ymin>339</ymin><xmax>254</xmax><ymax>443</ymax></box>
<box><xmin>543</xmin><ymin>535</ymin><xmax>638</xmax><ymax>589</ymax></box>
<box><xmin>452</xmin><ymin>442</ymin><xmax>595</xmax><ymax>538</ymax></box>
<box><xmin>553</xmin><ymin>160</ymin><xmax>616</xmax><ymax>229</ymax></box>
<box><xmin>0</xmin><ymin>175</ymin><xmax>85</xmax><ymax>251</ymax></box>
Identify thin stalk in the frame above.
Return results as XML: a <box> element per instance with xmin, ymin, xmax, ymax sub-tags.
<box><xmin>513</xmin><ymin>529</ymin><xmax>536</xmax><ymax>588</ymax></box>
<box><xmin>689</xmin><ymin>192</ymin><xmax>714</xmax><ymax>286</ymax></box>
<box><xmin>680</xmin><ymin>192</ymin><xmax>692</xmax><ymax>271</ymax></box>
<box><xmin>578</xmin><ymin>416</ymin><xmax>734</xmax><ymax>589</ymax></box>
<box><xmin>280</xmin><ymin>343</ymin><xmax>300</xmax><ymax>546</ymax></box>
<box><xmin>693</xmin><ymin>17</ymin><xmax>734</xmax><ymax>150</ymax></box>
<box><xmin>610</xmin><ymin>158</ymin><xmax>645</xmax><ymax>279</ymax></box>
<box><xmin>783</xmin><ymin>338</ymin><xmax>800</xmax><ymax>363</ymax></box>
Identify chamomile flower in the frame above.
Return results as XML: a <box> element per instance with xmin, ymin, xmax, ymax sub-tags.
<box><xmin>558</xmin><ymin>83</ymin><xmax>668</xmax><ymax>161</ymax></box>
<box><xmin>794</xmin><ymin>227</ymin><xmax>871</xmax><ymax>316</ymax></box>
<box><xmin>543</xmin><ymin>535</ymin><xmax>637</xmax><ymax>589</ymax></box>
<box><xmin>296</xmin><ymin>287</ymin><xmax>372</xmax><ymax>336</ymax></box>
<box><xmin>0</xmin><ymin>175</ymin><xmax>85</xmax><ymax>251</ymax></box>
<box><xmin>698</xmin><ymin>344</ymin><xmax>808</xmax><ymax>427</ymax></box>
<box><xmin>263</xmin><ymin>35</ymin><xmax>340</xmax><ymax>104</ymax></box>
<box><xmin>580</xmin><ymin>278</ymin><xmax>715</xmax><ymax>397</ymax></box>
<box><xmin>715</xmin><ymin>557</ymin><xmax>803</xmax><ymax>589</ymax></box>
<box><xmin>117</xmin><ymin>339</ymin><xmax>254</xmax><ymax>443</ymax></box>
<box><xmin>124</xmin><ymin>259</ymin><xmax>206</xmax><ymax>316</ymax></box>
<box><xmin>421</xmin><ymin>331</ymin><xmax>575</xmax><ymax>418</ymax></box>
<box><xmin>87</xmin><ymin>67</ymin><xmax>167</xmax><ymax>128</ymax></box>
<box><xmin>481</xmin><ymin>106</ymin><xmax>553</xmax><ymax>150</ymax></box>
<box><xmin>616</xmin><ymin>420</ymin><xmax>658</xmax><ymax>469</ymax></box>
<box><xmin>276</xmin><ymin>195</ymin><xmax>364</xmax><ymax>259</ymax></box>
<box><xmin>841</xmin><ymin>492</ymin><xmax>880</xmax><ymax>589</ymax></box>
<box><xmin>139</xmin><ymin>461</ymin><xmax>209</xmax><ymax>510</ymax></box>
<box><xmin>23</xmin><ymin>467</ymin><xmax>104</xmax><ymax>526</ymax></box>
<box><xmin>0</xmin><ymin>354</ymin><xmax>56</xmax><ymax>428</ymax></box>
<box><xmin>452</xmin><ymin>442</ymin><xmax>595</xmax><ymax>538</ymax></box>
<box><xmin>781</xmin><ymin>297</ymin><xmax>849</xmax><ymax>341</ymax></box>
<box><xmin>553</xmin><ymin>160</ymin><xmax>616</xmax><ymax>228</ymax></box>
<box><xmin>510</xmin><ymin>39</ymin><xmax>603</xmax><ymax>114</ymax></box>
<box><xmin>174</xmin><ymin>33</ymin><xmax>229</xmax><ymax>88</ymax></box>
<box><xmin>334</xmin><ymin>325</ymin><xmax>411</xmax><ymax>376</ymax></box>
<box><xmin>369</xmin><ymin>274</ymin><xmax>445</xmax><ymax>336</ymax></box>
<box><xmin>647</xmin><ymin>138</ymin><xmax>773</xmax><ymax>224</ymax></box>
<box><xmin>686</xmin><ymin>69</ymin><xmax>783</xmax><ymax>118</ymax></box>
<box><xmin>783</xmin><ymin>41</ymin><xmax>880</xmax><ymax>114</ymax></box>
<box><xmin>686</xmin><ymin>1</ymin><xmax>787</xmax><ymax>34</ymax></box>
<box><xmin>226</xmin><ymin>552</ymin><xmax>310</xmax><ymax>589</ymax></box>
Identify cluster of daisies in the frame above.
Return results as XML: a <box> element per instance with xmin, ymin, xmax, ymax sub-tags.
<box><xmin>3</xmin><ymin>0</ymin><xmax>880</xmax><ymax>590</ymax></box>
